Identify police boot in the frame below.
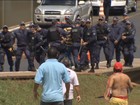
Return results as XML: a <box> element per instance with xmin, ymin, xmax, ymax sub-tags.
<box><xmin>106</xmin><ymin>61</ymin><xmax>111</xmax><ymax>68</ymax></box>
<box><xmin>95</xmin><ymin>63</ymin><xmax>99</xmax><ymax>69</ymax></box>
<box><xmin>88</xmin><ymin>64</ymin><xmax>95</xmax><ymax>73</ymax></box>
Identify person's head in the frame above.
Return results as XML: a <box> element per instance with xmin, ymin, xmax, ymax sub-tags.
<box><xmin>126</xmin><ymin>20</ymin><xmax>132</xmax><ymax>29</ymax></box>
<box><xmin>112</xmin><ymin>16</ymin><xmax>119</xmax><ymax>24</ymax></box>
<box><xmin>75</xmin><ymin>21</ymin><xmax>81</xmax><ymax>27</ymax></box>
<box><xmin>86</xmin><ymin>19</ymin><xmax>91</xmax><ymax>27</ymax></box>
<box><xmin>2</xmin><ymin>25</ymin><xmax>8</xmax><ymax>32</ymax></box>
<box><xmin>19</xmin><ymin>21</ymin><xmax>25</xmax><ymax>30</ymax></box>
<box><xmin>47</xmin><ymin>47</ymin><xmax>59</xmax><ymax>59</ymax></box>
<box><xmin>113</xmin><ymin>62</ymin><xmax>123</xmax><ymax>73</ymax></box>
<box><xmin>29</xmin><ymin>22</ymin><xmax>34</xmax><ymax>30</ymax></box>
<box><xmin>98</xmin><ymin>16</ymin><xmax>104</xmax><ymax>25</ymax></box>
<box><xmin>80</xmin><ymin>19</ymin><xmax>86</xmax><ymax>26</ymax></box>
<box><xmin>61</xmin><ymin>58</ymin><xmax>70</xmax><ymax>68</ymax></box>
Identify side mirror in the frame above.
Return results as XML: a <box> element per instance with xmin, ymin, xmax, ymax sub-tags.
<box><xmin>37</xmin><ymin>0</ymin><xmax>41</xmax><ymax>4</ymax></box>
<box><xmin>78</xmin><ymin>1</ymin><xmax>85</xmax><ymax>5</ymax></box>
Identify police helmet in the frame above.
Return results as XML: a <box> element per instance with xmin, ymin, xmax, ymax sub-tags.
<box><xmin>20</xmin><ymin>21</ymin><xmax>25</xmax><ymax>26</ymax></box>
<box><xmin>2</xmin><ymin>25</ymin><xmax>8</xmax><ymax>29</ymax></box>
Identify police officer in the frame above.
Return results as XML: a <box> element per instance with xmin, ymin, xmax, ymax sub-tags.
<box><xmin>103</xmin><ymin>0</ymin><xmax>111</xmax><ymax>22</ymax></box>
<box><xmin>0</xmin><ymin>29</ymin><xmax>5</xmax><ymax>71</ymax></box>
<box><xmin>28</xmin><ymin>25</ymin><xmax>44</xmax><ymax>65</ymax></box>
<box><xmin>47</xmin><ymin>19</ymin><xmax>67</xmax><ymax>60</ymax></box>
<box><xmin>93</xmin><ymin>16</ymin><xmax>111</xmax><ymax>69</ymax></box>
<box><xmin>0</xmin><ymin>25</ymin><xmax>14</xmax><ymax>71</ymax></box>
<box><xmin>109</xmin><ymin>17</ymin><xmax>124</xmax><ymax>63</ymax></box>
<box><xmin>80</xmin><ymin>19</ymin><xmax>97</xmax><ymax>72</ymax></box>
<box><xmin>13</xmin><ymin>22</ymin><xmax>35</xmax><ymax>71</ymax></box>
<box><xmin>35</xmin><ymin>25</ymin><xmax>48</xmax><ymax>64</ymax></box>
<box><xmin>121</xmin><ymin>21</ymin><xmax>136</xmax><ymax>67</ymax></box>
<box><xmin>70</xmin><ymin>21</ymin><xmax>83</xmax><ymax>71</ymax></box>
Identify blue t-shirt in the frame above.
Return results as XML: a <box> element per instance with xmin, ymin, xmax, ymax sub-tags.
<box><xmin>34</xmin><ymin>59</ymin><xmax>70</xmax><ymax>102</ymax></box>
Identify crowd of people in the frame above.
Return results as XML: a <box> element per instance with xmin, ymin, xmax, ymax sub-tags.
<box><xmin>0</xmin><ymin>13</ymin><xmax>136</xmax><ymax>72</ymax></box>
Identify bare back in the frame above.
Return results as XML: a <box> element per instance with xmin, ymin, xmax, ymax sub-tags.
<box><xmin>110</xmin><ymin>73</ymin><xmax>132</xmax><ymax>97</ymax></box>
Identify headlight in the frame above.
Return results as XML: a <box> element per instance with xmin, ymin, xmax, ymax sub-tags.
<box><xmin>35</xmin><ymin>8</ymin><xmax>42</xmax><ymax>15</ymax></box>
<box><xmin>64</xmin><ymin>9</ymin><xmax>74</xmax><ymax>15</ymax></box>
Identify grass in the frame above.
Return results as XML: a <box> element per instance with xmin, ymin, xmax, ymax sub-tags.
<box><xmin>0</xmin><ymin>74</ymin><xmax>140</xmax><ymax>105</ymax></box>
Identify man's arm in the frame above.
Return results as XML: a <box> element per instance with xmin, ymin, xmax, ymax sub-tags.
<box><xmin>65</xmin><ymin>82</ymin><xmax>70</xmax><ymax>100</ymax></box>
<box><xmin>104</xmin><ymin>76</ymin><xmax>114</xmax><ymax>101</ymax></box>
<box><xmin>33</xmin><ymin>83</ymin><xmax>40</xmax><ymax>100</ymax></box>
<box><xmin>74</xmin><ymin>85</ymin><xmax>81</xmax><ymax>102</ymax></box>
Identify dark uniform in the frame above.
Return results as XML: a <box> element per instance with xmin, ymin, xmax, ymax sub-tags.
<box><xmin>121</xmin><ymin>21</ymin><xmax>136</xmax><ymax>67</ymax></box>
<box><xmin>93</xmin><ymin>16</ymin><xmax>111</xmax><ymax>69</ymax></box>
<box><xmin>80</xmin><ymin>20</ymin><xmax>97</xmax><ymax>72</ymax></box>
<box><xmin>13</xmin><ymin>22</ymin><xmax>34</xmax><ymax>71</ymax></box>
<box><xmin>103</xmin><ymin>0</ymin><xmax>111</xmax><ymax>22</ymax></box>
<box><xmin>28</xmin><ymin>26</ymin><xmax>44</xmax><ymax>65</ymax></box>
<box><xmin>109</xmin><ymin>17</ymin><xmax>124</xmax><ymax>62</ymax></box>
<box><xmin>1</xmin><ymin>25</ymin><xmax>14</xmax><ymax>71</ymax></box>
<box><xmin>0</xmin><ymin>32</ymin><xmax>5</xmax><ymax>71</ymax></box>
<box><xmin>70</xmin><ymin>21</ymin><xmax>83</xmax><ymax>71</ymax></box>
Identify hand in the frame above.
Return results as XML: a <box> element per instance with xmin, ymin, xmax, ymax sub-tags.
<box><xmin>65</xmin><ymin>92</ymin><xmax>69</xmax><ymax>100</ymax></box>
<box><xmin>104</xmin><ymin>36</ymin><xmax>107</xmax><ymax>40</ymax></box>
<box><xmin>76</xmin><ymin>95</ymin><xmax>81</xmax><ymax>103</ymax></box>
<box><xmin>33</xmin><ymin>91</ymin><xmax>39</xmax><ymax>100</ymax></box>
<box><xmin>104</xmin><ymin>96</ymin><xmax>110</xmax><ymax>101</ymax></box>
<box><xmin>82</xmin><ymin>42</ymin><xmax>88</xmax><ymax>46</ymax></box>
<box><xmin>122</xmin><ymin>36</ymin><xmax>126</xmax><ymax>40</ymax></box>
<box><xmin>114</xmin><ymin>40</ymin><xmax>118</xmax><ymax>45</ymax></box>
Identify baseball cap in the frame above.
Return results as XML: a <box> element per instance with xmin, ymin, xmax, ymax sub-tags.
<box><xmin>114</xmin><ymin>62</ymin><xmax>123</xmax><ymax>71</ymax></box>
<box><xmin>2</xmin><ymin>25</ymin><xmax>8</xmax><ymax>29</ymax></box>
<box><xmin>20</xmin><ymin>21</ymin><xmax>25</xmax><ymax>26</ymax></box>
<box><xmin>86</xmin><ymin>19</ymin><xmax>91</xmax><ymax>23</ymax></box>
<box><xmin>126</xmin><ymin>20</ymin><xmax>131</xmax><ymax>25</ymax></box>
<box><xmin>113</xmin><ymin>16</ymin><xmax>119</xmax><ymax>21</ymax></box>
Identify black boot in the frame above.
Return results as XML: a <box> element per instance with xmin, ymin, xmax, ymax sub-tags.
<box><xmin>106</xmin><ymin>61</ymin><xmax>111</xmax><ymax>68</ymax></box>
<box><xmin>89</xmin><ymin>64</ymin><xmax>95</xmax><ymax>73</ymax></box>
<box><xmin>95</xmin><ymin>63</ymin><xmax>99</xmax><ymax>69</ymax></box>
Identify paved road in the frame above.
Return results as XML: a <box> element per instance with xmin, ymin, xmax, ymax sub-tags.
<box><xmin>3</xmin><ymin>2</ymin><xmax>140</xmax><ymax>71</ymax></box>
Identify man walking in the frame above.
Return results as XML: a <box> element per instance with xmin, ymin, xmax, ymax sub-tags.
<box><xmin>104</xmin><ymin>62</ymin><xmax>133</xmax><ymax>105</ymax></box>
<box><xmin>34</xmin><ymin>47</ymin><xmax>70</xmax><ymax>105</ymax></box>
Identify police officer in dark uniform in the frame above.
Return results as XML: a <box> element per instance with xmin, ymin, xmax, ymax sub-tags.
<box><xmin>70</xmin><ymin>21</ymin><xmax>83</xmax><ymax>71</ymax></box>
<box><xmin>109</xmin><ymin>17</ymin><xmax>124</xmax><ymax>63</ymax></box>
<box><xmin>0</xmin><ymin>25</ymin><xmax>14</xmax><ymax>71</ymax></box>
<box><xmin>28</xmin><ymin>25</ymin><xmax>44</xmax><ymax>65</ymax></box>
<box><xmin>93</xmin><ymin>16</ymin><xmax>111</xmax><ymax>69</ymax></box>
<box><xmin>121</xmin><ymin>21</ymin><xmax>136</xmax><ymax>67</ymax></box>
<box><xmin>13</xmin><ymin>22</ymin><xmax>35</xmax><ymax>71</ymax></box>
<box><xmin>103</xmin><ymin>0</ymin><xmax>111</xmax><ymax>22</ymax></box>
<box><xmin>0</xmin><ymin>29</ymin><xmax>5</xmax><ymax>71</ymax></box>
<box><xmin>80</xmin><ymin>19</ymin><xmax>97</xmax><ymax>72</ymax></box>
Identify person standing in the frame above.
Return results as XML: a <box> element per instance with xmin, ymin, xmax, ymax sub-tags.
<box><xmin>34</xmin><ymin>47</ymin><xmax>70</xmax><ymax>105</ymax></box>
<box><xmin>121</xmin><ymin>21</ymin><xmax>136</xmax><ymax>67</ymax></box>
<box><xmin>62</xmin><ymin>58</ymin><xmax>81</xmax><ymax>105</ymax></box>
<box><xmin>0</xmin><ymin>25</ymin><xmax>14</xmax><ymax>71</ymax></box>
<box><xmin>13</xmin><ymin>22</ymin><xmax>35</xmax><ymax>71</ymax></box>
<box><xmin>103</xmin><ymin>0</ymin><xmax>111</xmax><ymax>22</ymax></box>
<box><xmin>104</xmin><ymin>62</ymin><xmax>133</xmax><ymax>105</ymax></box>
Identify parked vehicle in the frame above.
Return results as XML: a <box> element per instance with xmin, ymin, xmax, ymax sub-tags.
<box><xmin>91</xmin><ymin>0</ymin><xmax>137</xmax><ymax>15</ymax></box>
<box><xmin>34</xmin><ymin>0</ymin><xmax>93</xmax><ymax>26</ymax></box>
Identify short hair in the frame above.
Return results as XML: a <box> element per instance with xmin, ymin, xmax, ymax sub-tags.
<box><xmin>61</xmin><ymin>58</ymin><xmax>70</xmax><ymax>67</ymax></box>
<box><xmin>47</xmin><ymin>47</ymin><xmax>59</xmax><ymax>59</ymax></box>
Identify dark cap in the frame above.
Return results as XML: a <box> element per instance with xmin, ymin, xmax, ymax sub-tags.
<box><xmin>126</xmin><ymin>20</ymin><xmax>131</xmax><ymax>25</ymax></box>
<box><xmin>113</xmin><ymin>16</ymin><xmax>119</xmax><ymax>21</ymax></box>
<box><xmin>20</xmin><ymin>21</ymin><xmax>25</xmax><ymax>26</ymax></box>
<box><xmin>86</xmin><ymin>19</ymin><xmax>91</xmax><ymax>23</ymax></box>
<box><xmin>114</xmin><ymin>62</ymin><xmax>123</xmax><ymax>72</ymax></box>
<box><xmin>29</xmin><ymin>22</ymin><xmax>34</xmax><ymax>27</ymax></box>
<box><xmin>81</xmin><ymin>18</ymin><xmax>86</xmax><ymax>22</ymax></box>
<box><xmin>2</xmin><ymin>25</ymin><xmax>8</xmax><ymax>29</ymax></box>
<box><xmin>123</xmin><ymin>13</ymin><xmax>128</xmax><ymax>16</ymax></box>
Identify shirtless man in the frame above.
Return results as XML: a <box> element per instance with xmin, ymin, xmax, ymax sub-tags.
<box><xmin>104</xmin><ymin>62</ymin><xmax>133</xmax><ymax>105</ymax></box>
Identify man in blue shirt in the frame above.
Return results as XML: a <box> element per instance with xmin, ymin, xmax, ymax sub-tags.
<box><xmin>34</xmin><ymin>47</ymin><xmax>70</xmax><ymax>105</ymax></box>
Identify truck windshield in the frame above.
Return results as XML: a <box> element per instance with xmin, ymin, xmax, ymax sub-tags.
<box><xmin>42</xmin><ymin>0</ymin><xmax>76</xmax><ymax>6</ymax></box>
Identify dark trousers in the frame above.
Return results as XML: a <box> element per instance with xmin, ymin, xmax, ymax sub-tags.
<box><xmin>15</xmin><ymin>46</ymin><xmax>35</xmax><ymax>71</ymax></box>
<box><xmin>64</xmin><ymin>100</ymin><xmax>72</xmax><ymax>105</ymax></box>
<box><xmin>0</xmin><ymin>49</ymin><xmax>5</xmax><ymax>72</ymax></box>
<box><xmin>103</xmin><ymin>5</ymin><xmax>110</xmax><ymax>22</ymax></box>
<box><xmin>95</xmin><ymin>41</ymin><xmax>111</xmax><ymax>63</ymax></box>
<box><xmin>4</xmin><ymin>48</ymin><xmax>14</xmax><ymax>71</ymax></box>
<box><xmin>40</xmin><ymin>101</ymin><xmax>64</xmax><ymax>105</ymax></box>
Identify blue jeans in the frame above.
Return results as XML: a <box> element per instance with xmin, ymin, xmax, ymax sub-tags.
<box><xmin>64</xmin><ymin>100</ymin><xmax>72</xmax><ymax>105</ymax></box>
<box><xmin>40</xmin><ymin>101</ymin><xmax>64</xmax><ymax>105</ymax></box>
